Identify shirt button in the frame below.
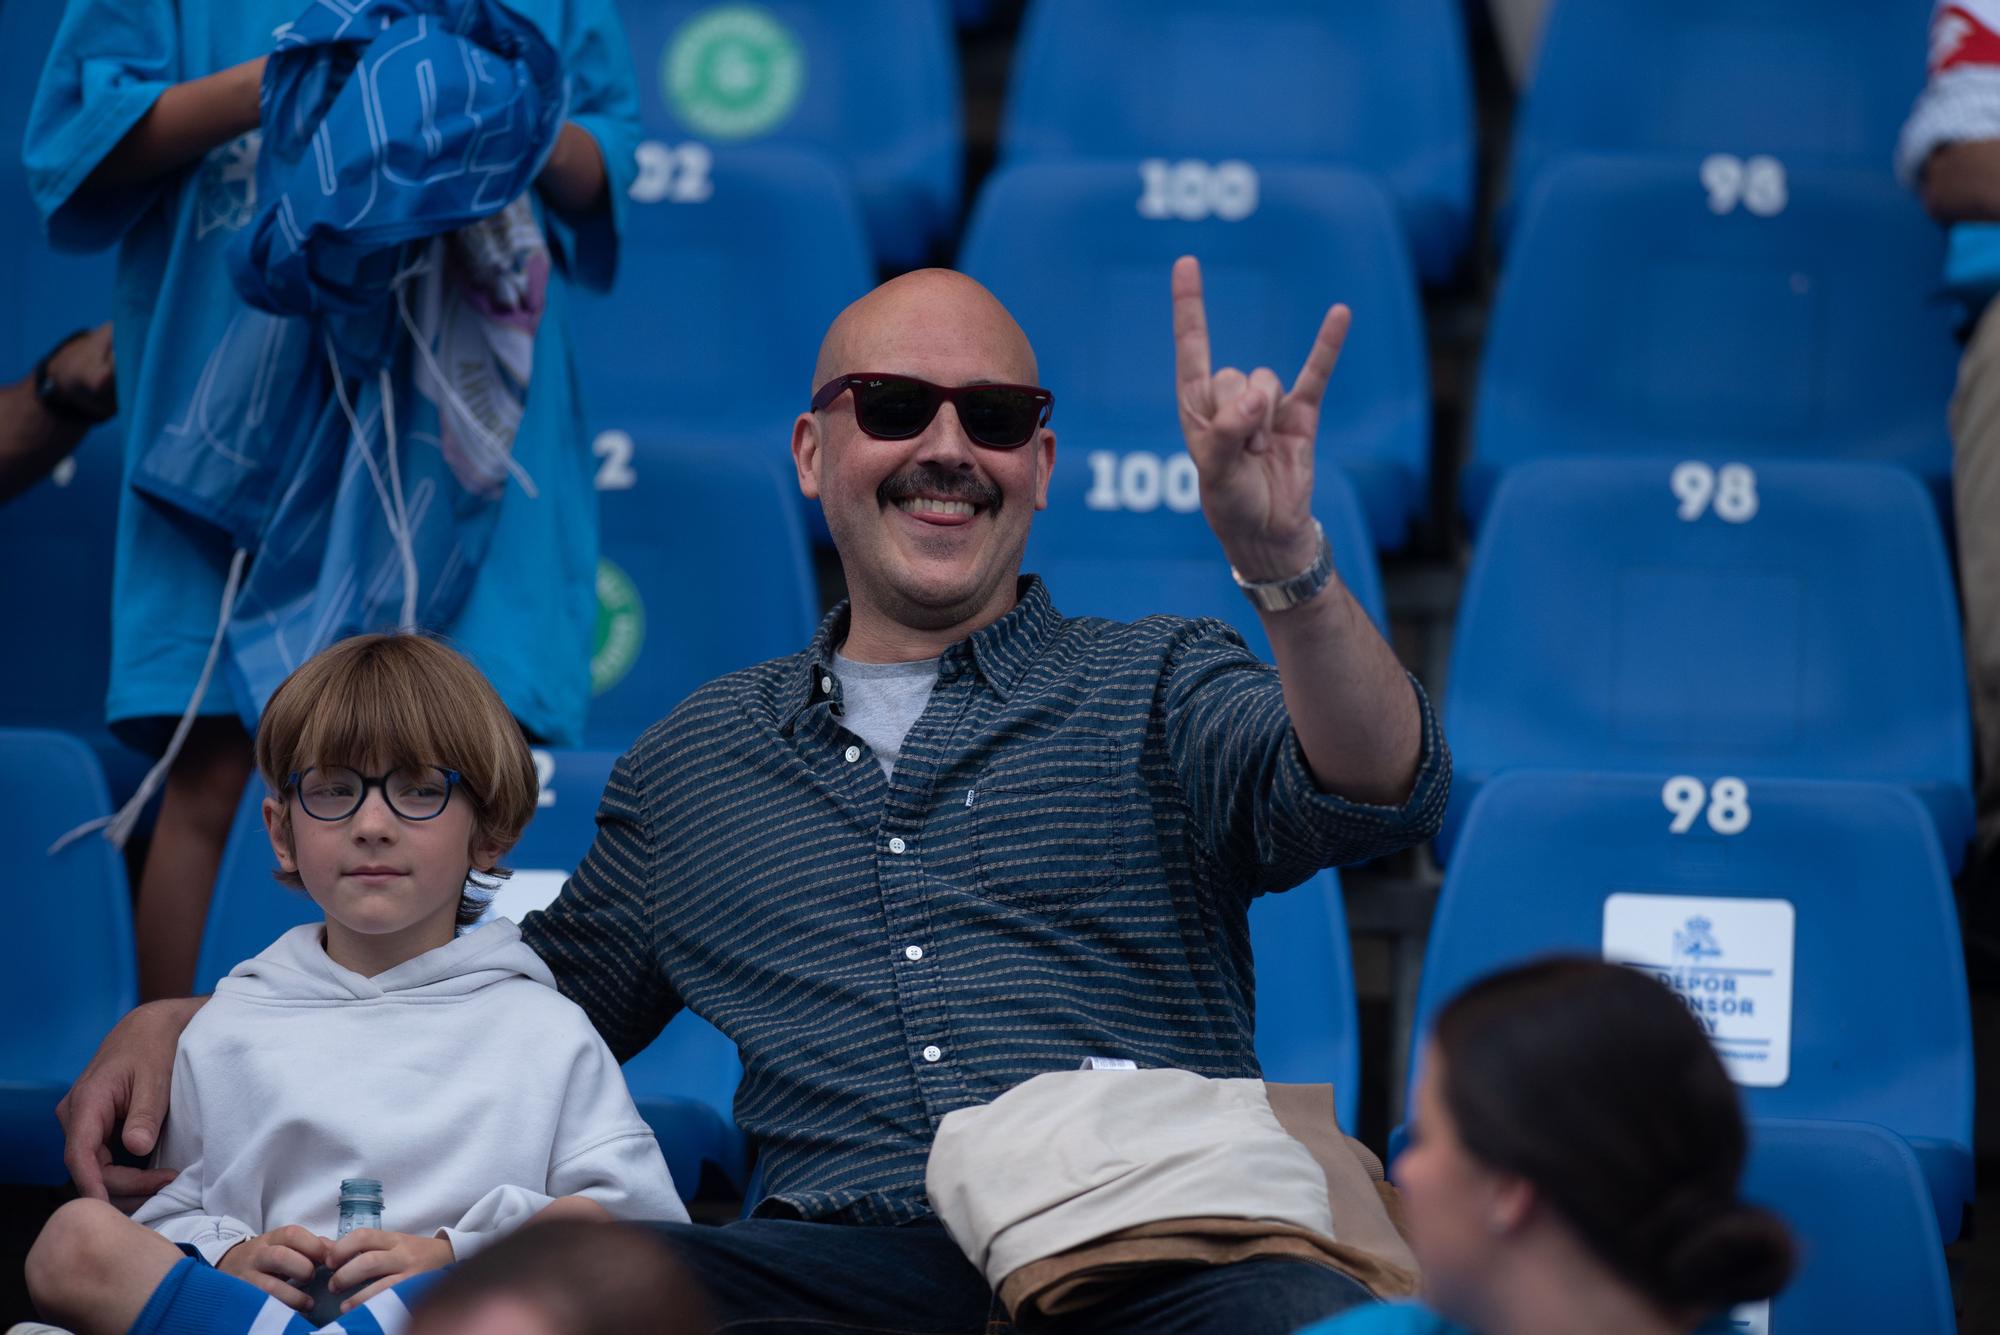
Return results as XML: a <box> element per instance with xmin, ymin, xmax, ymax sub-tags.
<box><xmin>904</xmin><ymin>945</ymin><xmax>924</xmax><ymax>962</ymax></box>
<box><xmin>888</xmin><ymin>836</ymin><xmax>907</xmax><ymax>855</ymax></box>
<box><xmin>922</xmin><ymin>1044</ymin><xmax>943</xmax><ymax>1063</ymax></box>
<box><xmin>820</xmin><ymin>675</ymin><xmax>834</xmax><ymax>694</ymax></box>
<box><xmin>844</xmin><ymin>745</ymin><xmax>861</xmax><ymax>763</ymax></box>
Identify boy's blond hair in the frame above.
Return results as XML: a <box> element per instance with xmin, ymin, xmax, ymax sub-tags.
<box><xmin>255</xmin><ymin>633</ymin><xmax>540</xmax><ymax>924</ymax></box>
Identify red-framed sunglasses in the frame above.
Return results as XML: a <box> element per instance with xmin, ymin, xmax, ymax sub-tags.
<box><xmin>810</xmin><ymin>373</ymin><xmax>1054</xmax><ymax>449</ymax></box>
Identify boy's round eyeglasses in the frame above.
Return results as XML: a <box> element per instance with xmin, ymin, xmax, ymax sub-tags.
<box><xmin>287</xmin><ymin>766</ymin><xmax>463</xmax><ymax>822</ymax></box>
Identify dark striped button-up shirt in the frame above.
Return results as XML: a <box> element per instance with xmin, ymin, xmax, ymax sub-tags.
<box><xmin>521</xmin><ymin>577</ymin><xmax>1450</xmax><ymax>1226</ymax></box>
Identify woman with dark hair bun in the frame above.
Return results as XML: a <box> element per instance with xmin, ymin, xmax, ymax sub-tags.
<box><xmin>1299</xmin><ymin>957</ymin><xmax>1794</xmax><ymax>1335</ymax></box>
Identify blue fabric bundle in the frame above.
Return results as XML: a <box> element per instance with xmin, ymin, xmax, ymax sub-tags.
<box><xmin>129</xmin><ymin>0</ymin><xmax>564</xmax><ymax>734</ymax></box>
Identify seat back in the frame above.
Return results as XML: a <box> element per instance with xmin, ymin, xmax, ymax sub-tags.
<box><xmin>1415</xmin><ymin>773</ymin><xmax>1973</xmax><ymax>1174</ymax></box>
<box><xmin>1001</xmin><ymin>0</ymin><xmax>1473</xmax><ymax>279</ymax></box>
<box><xmin>1512</xmin><ymin>0</ymin><xmax>1931</xmax><ymax>206</ymax></box>
<box><xmin>0</xmin><ymin>732</ymin><xmax>135</xmax><ymax>1081</ymax></box>
<box><xmin>585</xmin><ymin>440</ymin><xmax>819</xmax><ymax>748</ymax></box>
<box><xmin>961</xmin><ymin>160</ymin><xmax>1429</xmax><ymax>550</ymax></box>
<box><xmin>1739</xmin><ymin>1119</ymin><xmax>1956</xmax><ymax>1335</ymax></box>
<box><xmin>569</xmin><ymin>145</ymin><xmax>874</xmax><ymax>443</ymax></box>
<box><xmin>1250</xmin><ymin>870</ymin><xmax>1361</xmax><ymax>1131</ymax></box>
<box><xmin>1467</xmin><ymin>156</ymin><xmax>1955</xmax><ymax>521</ymax></box>
<box><xmin>614</xmin><ymin>0</ymin><xmax>960</xmax><ymax>264</ymax></box>
<box><xmin>1442</xmin><ymin>459</ymin><xmax>1972</xmax><ymax>864</ymax></box>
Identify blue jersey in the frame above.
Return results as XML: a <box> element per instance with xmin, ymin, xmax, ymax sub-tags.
<box><xmin>25</xmin><ymin>0</ymin><xmax>640</xmax><ymax>746</ymax></box>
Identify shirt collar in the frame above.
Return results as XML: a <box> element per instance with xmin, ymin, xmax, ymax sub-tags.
<box><xmin>779</xmin><ymin>576</ymin><xmax>1061</xmax><ymax>733</ymax></box>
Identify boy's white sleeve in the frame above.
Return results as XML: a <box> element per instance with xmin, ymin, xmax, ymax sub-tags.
<box><xmin>127</xmin><ymin>1049</ymin><xmax>259</xmax><ymax>1266</ymax></box>
<box><xmin>439</xmin><ymin>1013</ymin><xmax>688</xmax><ymax>1259</ymax></box>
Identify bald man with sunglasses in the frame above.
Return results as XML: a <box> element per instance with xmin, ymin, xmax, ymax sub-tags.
<box><xmin>61</xmin><ymin>261</ymin><xmax>1448</xmax><ymax>1334</ymax></box>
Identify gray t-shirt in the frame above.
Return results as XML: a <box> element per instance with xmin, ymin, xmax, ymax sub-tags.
<box><xmin>831</xmin><ymin>652</ymin><xmax>941</xmax><ymax>778</ymax></box>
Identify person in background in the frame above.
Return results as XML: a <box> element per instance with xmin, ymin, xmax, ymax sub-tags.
<box><xmin>1298</xmin><ymin>958</ymin><xmax>1793</xmax><ymax>1335</ymax></box>
<box><xmin>1899</xmin><ymin>0</ymin><xmax>2000</xmax><ymax>901</ymax></box>
<box><xmin>0</xmin><ymin>323</ymin><xmax>115</xmax><ymax>505</ymax></box>
<box><xmin>24</xmin><ymin>0</ymin><xmax>640</xmax><ymax>1003</ymax></box>
<box><xmin>406</xmin><ymin>1221</ymin><xmax>716</xmax><ymax>1335</ymax></box>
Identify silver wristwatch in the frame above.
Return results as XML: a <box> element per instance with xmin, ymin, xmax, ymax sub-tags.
<box><xmin>1231</xmin><ymin>521</ymin><xmax>1333</xmax><ymax>613</ymax></box>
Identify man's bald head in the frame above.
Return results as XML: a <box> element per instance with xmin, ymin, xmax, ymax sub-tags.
<box><xmin>813</xmin><ymin>269</ymin><xmax>1038</xmax><ymax>390</ymax></box>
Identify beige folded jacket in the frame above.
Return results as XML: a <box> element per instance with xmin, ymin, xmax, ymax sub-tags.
<box><xmin>925</xmin><ymin>1068</ymin><xmax>1419</xmax><ymax>1321</ymax></box>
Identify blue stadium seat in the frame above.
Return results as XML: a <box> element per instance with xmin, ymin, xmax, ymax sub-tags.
<box><xmin>1000</xmin><ymin>0</ymin><xmax>1474</xmax><ymax>282</ymax></box>
<box><xmin>584</xmin><ymin>439</ymin><xmax>820</xmax><ymax>749</ymax></box>
<box><xmin>1511</xmin><ymin>1</ymin><xmax>1932</xmax><ymax>211</ymax></box>
<box><xmin>613</xmin><ymin>0</ymin><xmax>961</xmax><ymax>265</ymax></box>
<box><xmin>569</xmin><ymin>145</ymin><xmax>873</xmax><ymax>446</ymax></box>
<box><xmin>1029</xmin><ymin>464</ymin><xmax>1385</xmax><ymax>661</ymax></box>
<box><xmin>1250</xmin><ymin>870</ymin><xmax>1360</xmax><ymax>1132</ymax></box>
<box><xmin>1465</xmin><ymin>155</ymin><xmax>1957</xmax><ymax>523</ymax></box>
<box><xmin>1441</xmin><ymin>459</ymin><xmax>1973</xmax><ymax>870</ymax></box>
<box><xmin>567</xmin><ymin>143</ymin><xmax>873</xmax><ymax>550</ymax></box>
<box><xmin>961</xmin><ymin>160</ymin><xmax>1430</xmax><ymax>550</ymax></box>
<box><xmin>0</xmin><ymin>731</ymin><xmax>136</xmax><ymax>1184</ymax></box>
<box><xmin>497</xmin><ymin>749</ymin><xmax>749</xmax><ymax>1197</ymax></box>
<box><xmin>1740</xmin><ymin>1120</ymin><xmax>1956</xmax><ymax>1333</ymax></box>
<box><xmin>1412</xmin><ymin>772</ymin><xmax>1973</xmax><ymax>1242</ymax></box>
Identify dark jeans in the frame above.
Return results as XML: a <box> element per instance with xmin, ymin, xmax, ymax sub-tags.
<box><xmin>649</xmin><ymin>1217</ymin><xmax>1374</xmax><ymax>1334</ymax></box>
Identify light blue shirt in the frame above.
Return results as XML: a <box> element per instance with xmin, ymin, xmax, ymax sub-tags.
<box><xmin>25</xmin><ymin>0</ymin><xmax>640</xmax><ymax>745</ymax></box>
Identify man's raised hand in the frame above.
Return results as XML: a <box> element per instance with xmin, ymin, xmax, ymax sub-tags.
<box><xmin>1172</xmin><ymin>255</ymin><xmax>1350</xmax><ymax>581</ymax></box>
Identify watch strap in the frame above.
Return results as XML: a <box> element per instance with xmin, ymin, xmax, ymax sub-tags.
<box><xmin>1231</xmin><ymin>521</ymin><xmax>1334</xmax><ymax>613</ymax></box>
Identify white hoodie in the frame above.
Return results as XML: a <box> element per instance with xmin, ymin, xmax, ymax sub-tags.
<box><xmin>131</xmin><ymin>920</ymin><xmax>688</xmax><ymax>1264</ymax></box>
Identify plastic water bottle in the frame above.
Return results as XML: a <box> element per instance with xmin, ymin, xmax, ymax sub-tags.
<box><xmin>307</xmin><ymin>1178</ymin><xmax>384</xmax><ymax>1324</ymax></box>
<box><xmin>336</xmin><ymin>1178</ymin><xmax>384</xmax><ymax>1236</ymax></box>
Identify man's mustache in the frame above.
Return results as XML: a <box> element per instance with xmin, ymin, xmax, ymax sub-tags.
<box><xmin>878</xmin><ymin>464</ymin><xmax>1003</xmax><ymax>513</ymax></box>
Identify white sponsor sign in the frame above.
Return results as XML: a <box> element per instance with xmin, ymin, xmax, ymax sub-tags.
<box><xmin>1728</xmin><ymin>1299</ymin><xmax>1771</xmax><ymax>1334</ymax></box>
<box><xmin>1603</xmin><ymin>894</ymin><xmax>1795</xmax><ymax>1087</ymax></box>
<box><xmin>483</xmin><ymin>868</ymin><xmax>568</xmax><ymax>926</ymax></box>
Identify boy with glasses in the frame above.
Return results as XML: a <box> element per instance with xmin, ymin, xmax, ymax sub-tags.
<box><xmin>25</xmin><ymin>633</ymin><xmax>685</xmax><ymax>1335</ymax></box>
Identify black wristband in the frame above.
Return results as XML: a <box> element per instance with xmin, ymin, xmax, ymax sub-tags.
<box><xmin>34</xmin><ymin>328</ymin><xmax>113</xmax><ymax>426</ymax></box>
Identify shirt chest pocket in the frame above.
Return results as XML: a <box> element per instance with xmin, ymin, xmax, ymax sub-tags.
<box><xmin>967</xmin><ymin>741</ymin><xmax>1128</xmax><ymax>915</ymax></box>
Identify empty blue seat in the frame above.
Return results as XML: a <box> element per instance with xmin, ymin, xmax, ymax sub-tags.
<box><xmin>1029</xmin><ymin>464</ymin><xmax>1385</xmax><ymax>662</ymax></box>
<box><xmin>0</xmin><ymin>731</ymin><xmax>136</xmax><ymax>1184</ymax></box>
<box><xmin>1466</xmin><ymin>155</ymin><xmax>1957</xmax><ymax>523</ymax></box>
<box><xmin>584</xmin><ymin>439</ymin><xmax>819</xmax><ymax>748</ymax></box>
<box><xmin>1250</xmin><ymin>870</ymin><xmax>1360</xmax><ymax>1132</ymax></box>
<box><xmin>1442</xmin><ymin>459</ymin><xmax>1973</xmax><ymax>869</ymax></box>
<box><xmin>614</xmin><ymin>0</ymin><xmax>960</xmax><ymax>265</ymax></box>
<box><xmin>1413</xmin><ymin>772</ymin><xmax>1973</xmax><ymax>1241</ymax></box>
<box><xmin>569</xmin><ymin>145</ymin><xmax>874</xmax><ymax>445</ymax></box>
<box><xmin>961</xmin><ymin>160</ymin><xmax>1430</xmax><ymax>550</ymax></box>
<box><xmin>1001</xmin><ymin>0</ymin><xmax>1474</xmax><ymax>282</ymax></box>
<box><xmin>1511</xmin><ymin>1</ymin><xmax>1932</xmax><ymax>210</ymax></box>
<box><xmin>1740</xmin><ymin>1119</ymin><xmax>1956</xmax><ymax>1333</ymax></box>
<box><xmin>497</xmin><ymin>749</ymin><xmax>749</xmax><ymax>1197</ymax></box>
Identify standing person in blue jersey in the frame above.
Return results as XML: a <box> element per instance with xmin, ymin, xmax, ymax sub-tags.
<box><xmin>1297</xmin><ymin>960</ymin><xmax>1793</xmax><ymax>1335</ymax></box>
<box><xmin>23</xmin><ymin>0</ymin><xmax>641</xmax><ymax>1003</ymax></box>
<box><xmin>60</xmin><ymin>261</ymin><xmax>1450</xmax><ymax>1332</ymax></box>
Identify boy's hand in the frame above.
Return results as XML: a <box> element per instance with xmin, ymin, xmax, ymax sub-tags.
<box><xmin>328</xmin><ymin>1229</ymin><xmax>455</xmax><ymax>1311</ymax></box>
<box><xmin>217</xmin><ymin>1225</ymin><xmax>330</xmax><ymax>1312</ymax></box>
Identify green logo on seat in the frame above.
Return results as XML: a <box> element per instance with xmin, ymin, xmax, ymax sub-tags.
<box><xmin>592</xmin><ymin>558</ymin><xmax>645</xmax><ymax>696</ymax></box>
<box><xmin>665</xmin><ymin>5</ymin><xmax>804</xmax><ymax>140</ymax></box>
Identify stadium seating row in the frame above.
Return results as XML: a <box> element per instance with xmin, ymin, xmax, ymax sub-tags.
<box><xmin>0</xmin><ymin>732</ymin><xmax>1963</xmax><ymax>1329</ymax></box>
